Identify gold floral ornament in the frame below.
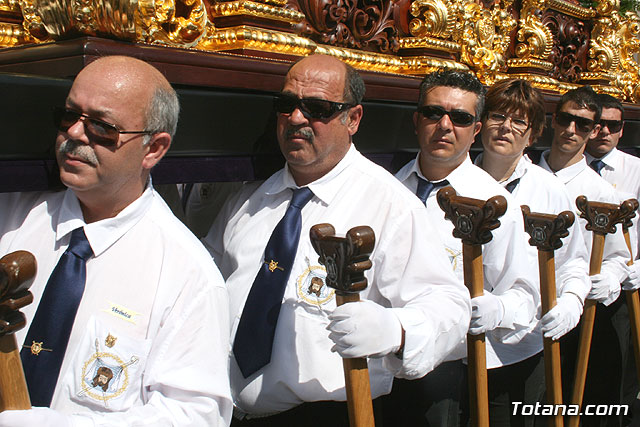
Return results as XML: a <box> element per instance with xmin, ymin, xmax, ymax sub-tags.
<box><xmin>408</xmin><ymin>0</ymin><xmax>459</xmax><ymax>38</ymax></box>
<box><xmin>616</xmin><ymin>10</ymin><xmax>640</xmax><ymax>101</ymax></box>
<box><xmin>137</xmin><ymin>0</ymin><xmax>209</xmax><ymax>46</ymax></box>
<box><xmin>513</xmin><ymin>0</ymin><xmax>554</xmax><ymax>61</ymax></box>
<box><xmin>457</xmin><ymin>0</ymin><xmax>516</xmax><ymax>85</ymax></box>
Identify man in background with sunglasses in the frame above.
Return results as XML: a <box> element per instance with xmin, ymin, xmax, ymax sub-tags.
<box><xmin>585</xmin><ymin>93</ymin><xmax>640</xmax><ymax>424</ymax></box>
<box><xmin>204</xmin><ymin>54</ymin><xmax>470</xmax><ymax>426</ymax></box>
<box><xmin>0</xmin><ymin>56</ymin><xmax>232</xmax><ymax>426</ymax></box>
<box><xmin>393</xmin><ymin>70</ymin><xmax>539</xmax><ymax>426</ymax></box>
<box><xmin>538</xmin><ymin>86</ymin><xmax>631</xmax><ymax>425</ymax></box>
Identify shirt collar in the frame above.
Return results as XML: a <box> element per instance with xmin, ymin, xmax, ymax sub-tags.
<box><xmin>538</xmin><ymin>150</ymin><xmax>586</xmax><ymax>184</ymax></box>
<box><xmin>263</xmin><ymin>143</ymin><xmax>358</xmax><ymax>206</ymax></box>
<box><xmin>56</xmin><ymin>183</ymin><xmax>155</xmax><ymax>257</ymax></box>
<box><xmin>472</xmin><ymin>153</ymin><xmax>528</xmax><ymax>185</ymax></box>
<box><xmin>585</xmin><ymin>147</ymin><xmax>620</xmax><ymax>171</ymax></box>
<box><xmin>396</xmin><ymin>151</ymin><xmax>463</xmax><ymax>184</ymax></box>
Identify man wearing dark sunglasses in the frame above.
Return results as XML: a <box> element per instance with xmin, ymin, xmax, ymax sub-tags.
<box><xmin>205</xmin><ymin>55</ymin><xmax>469</xmax><ymax>426</ymax></box>
<box><xmin>0</xmin><ymin>56</ymin><xmax>232</xmax><ymax>426</ymax></box>
<box><xmin>538</xmin><ymin>86</ymin><xmax>632</xmax><ymax>425</ymax></box>
<box><xmin>585</xmin><ymin>94</ymin><xmax>640</xmax><ymax>424</ymax></box>
<box><xmin>394</xmin><ymin>70</ymin><xmax>539</xmax><ymax>426</ymax></box>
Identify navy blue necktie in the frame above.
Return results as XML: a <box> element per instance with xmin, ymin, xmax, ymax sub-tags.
<box><xmin>505</xmin><ymin>178</ymin><xmax>521</xmax><ymax>193</ymax></box>
<box><xmin>234</xmin><ymin>187</ymin><xmax>314</xmax><ymax>378</ymax></box>
<box><xmin>416</xmin><ymin>177</ymin><xmax>449</xmax><ymax>205</ymax></box>
<box><xmin>590</xmin><ymin>159</ymin><xmax>605</xmax><ymax>175</ymax></box>
<box><xmin>20</xmin><ymin>227</ymin><xmax>93</xmax><ymax>406</ymax></box>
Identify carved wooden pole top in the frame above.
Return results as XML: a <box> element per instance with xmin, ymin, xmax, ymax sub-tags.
<box><xmin>310</xmin><ymin>224</ymin><xmax>375</xmax><ymax>295</ymax></box>
<box><xmin>521</xmin><ymin>206</ymin><xmax>575</xmax><ymax>252</ymax></box>
<box><xmin>619</xmin><ymin>198</ymin><xmax>639</xmax><ymax>231</ymax></box>
<box><xmin>436</xmin><ymin>186</ymin><xmax>508</xmax><ymax>246</ymax></box>
<box><xmin>0</xmin><ymin>251</ymin><xmax>36</xmax><ymax>337</ymax></box>
<box><xmin>575</xmin><ymin>195</ymin><xmax>632</xmax><ymax>235</ymax></box>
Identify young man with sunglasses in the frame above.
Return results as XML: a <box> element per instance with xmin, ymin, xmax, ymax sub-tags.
<box><xmin>393</xmin><ymin>70</ymin><xmax>539</xmax><ymax>426</ymax></box>
<box><xmin>204</xmin><ymin>54</ymin><xmax>470</xmax><ymax>426</ymax></box>
<box><xmin>538</xmin><ymin>86</ymin><xmax>631</xmax><ymax>425</ymax></box>
<box><xmin>0</xmin><ymin>56</ymin><xmax>232</xmax><ymax>426</ymax></box>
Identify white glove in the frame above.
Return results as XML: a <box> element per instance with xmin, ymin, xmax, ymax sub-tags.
<box><xmin>588</xmin><ymin>273</ymin><xmax>621</xmax><ymax>304</ymax></box>
<box><xmin>623</xmin><ymin>262</ymin><xmax>640</xmax><ymax>291</ymax></box>
<box><xmin>0</xmin><ymin>407</ymin><xmax>74</xmax><ymax>427</ymax></box>
<box><xmin>469</xmin><ymin>292</ymin><xmax>504</xmax><ymax>335</ymax></box>
<box><xmin>541</xmin><ymin>293</ymin><xmax>583</xmax><ymax>340</ymax></box>
<box><xmin>327</xmin><ymin>300</ymin><xmax>402</xmax><ymax>358</ymax></box>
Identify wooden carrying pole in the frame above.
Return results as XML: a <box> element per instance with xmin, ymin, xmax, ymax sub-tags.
<box><xmin>619</xmin><ymin>199</ymin><xmax>640</xmax><ymax>382</ymax></box>
<box><xmin>569</xmin><ymin>196</ymin><xmax>628</xmax><ymax>427</ymax></box>
<box><xmin>0</xmin><ymin>250</ymin><xmax>36</xmax><ymax>411</ymax></box>
<box><xmin>521</xmin><ymin>206</ymin><xmax>576</xmax><ymax>427</ymax></box>
<box><xmin>437</xmin><ymin>187</ymin><xmax>507</xmax><ymax>427</ymax></box>
<box><xmin>310</xmin><ymin>224</ymin><xmax>375</xmax><ymax>427</ymax></box>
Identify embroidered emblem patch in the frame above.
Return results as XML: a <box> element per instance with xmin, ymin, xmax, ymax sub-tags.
<box><xmin>296</xmin><ymin>264</ymin><xmax>334</xmax><ymax>306</ymax></box>
<box><xmin>78</xmin><ymin>339</ymin><xmax>139</xmax><ymax>406</ymax></box>
<box><xmin>105</xmin><ymin>334</ymin><xmax>117</xmax><ymax>348</ymax></box>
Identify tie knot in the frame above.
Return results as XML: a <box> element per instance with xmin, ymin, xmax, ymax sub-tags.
<box><xmin>67</xmin><ymin>228</ymin><xmax>93</xmax><ymax>261</ymax></box>
<box><xmin>290</xmin><ymin>187</ymin><xmax>314</xmax><ymax>209</ymax></box>
<box><xmin>590</xmin><ymin>159</ymin><xmax>605</xmax><ymax>175</ymax></box>
<box><xmin>416</xmin><ymin>177</ymin><xmax>449</xmax><ymax>205</ymax></box>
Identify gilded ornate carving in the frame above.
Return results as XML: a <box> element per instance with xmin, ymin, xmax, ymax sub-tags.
<box><xmin>398</xmin><ymin>35</ymin><xmax>460</xmax><ymax>52</ymax></box>
<box><xmin>198</xmin><ymin>24</ymin><xmax>316</xmax><ymax>55</ymax></box>
<box><xmin>616</xmin><ymin>11</ymin><xmax>640</xmax><ymax>100</ymax></box>
<box><xmin>547</xmin><ymin>0</ymin><xmax>595</xmax><ymax>19</ymax></box>
<box><xmin>137</xmin><ymin>0</ymin><xmax>209</xmax><ymax>46</ymax></box>
<box><xmin>211</xmin><ymin>0</ymin><xmax>305</xmax><ymax>23</ymax></box>
<box><xmin>315</xmin><ymin>44</ymin><xmax>405</xmax><ymax>72</ymax></box>
<box><xmin>513</xmin><ymin>0</ymin><xmax>554</xmax><ymax>61</ymax></box>
<box><xmin>0</xmin><ymin>0</ymin><xmax>20</xmax><ymax>12</ymax></box>
<box><xmin>295</xmin><ymin>0</ymin><xmax>400</xmax><ymax>54</ymax></box>
<box><xmin>458</xmin><ymin>0</ymin><xmax>516</xmax><ymax>84</ymax></box>
<box><xmin>0</xmin><ymin>22</ymin><xmax>24</xmax><ymax>46</ymax></box>
<box><xmin>408</xmin><ymin>0</ymin><xmax>458</xmax><ymax>38</ymax></box>
<box><xmin>402</xmin><ymin>55</ymin><xmax>469</xmax><ymax>73</ymax></box>
<box><xmin>18</xmin><ymin>0</ymin><xmax>49</xmax><ymax>41</ymax></box>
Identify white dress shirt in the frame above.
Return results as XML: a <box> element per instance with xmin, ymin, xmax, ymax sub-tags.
<box><xmin>0</xmin><ymin>186</ymin><xmax>232</xmax><ymax>426</ymax></box>
<box><xmin>539</xmin><ymin>152</ymin><xmax>629</xmax><ymax>304</ymax></box>
<box><xmin>396</xmin><ymin>156</ymin><xmax>541</xmax><ymax>369</ymax></box>
<box><xmin>586</xmin><ymin>148</ymin><xmax>640</xmax><ymax>260</ymax></box>
<box><xmin>205</xmin><ymin>145</ymin><xmax>471</xmax><ymax>416</ymax></box>
<box><xmin>475</xmin><ymin>154</ymin><xmax>591</xmax><ymax>303</ymax></box>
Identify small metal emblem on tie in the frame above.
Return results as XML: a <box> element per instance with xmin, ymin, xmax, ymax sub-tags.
<box><xmin>23</xmin><ymin>341</ymin><xmax>53</xmax><ymax>356</ymax></box>
<box><xmin>105</xmin><ymin>334</ymin><xmax>117</xmax><ymax>348</ymax></box>
<box><xmin>265</xmin><ymin>260</ymin><xmax>284</xmax><ymax>272</ymax></box>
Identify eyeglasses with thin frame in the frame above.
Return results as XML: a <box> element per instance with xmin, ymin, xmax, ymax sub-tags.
<box><xmin>598</xmin><ymin>119</ymin><xmax>623</xmax><ymax>133</ymax></box>
<box><xmin>485</xmin><ymin>112</ymin><xmax>530</xmax><ymax>135</ymax></box>
<box><xmin>416</xmin><ymin>105</ymin><xmax>476</xmax><ymax>127</ymax></box>
<box><xmin>53</xmin><ymin>107</ymin><xmax>154</xmax><ymax>147</ymax></box>
<box><xmin>273</xmin><ymin>93</ymin><xmax>355</xmax><ymax>120</ymax></box>
<box><xmin>555</xmin><ymin>111</ymin><xmax>595</xmax><ymax>133</ymax></box>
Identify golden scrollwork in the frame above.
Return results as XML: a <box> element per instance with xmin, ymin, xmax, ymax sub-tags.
<box><xmin>137</xmin><ymin>0</ymin><xmax>209</xmax><ymax>46</ymax></box>
<box><xmin>315</xmin><ymin>45</ymin><xmax>406</xmax><ymax>73</ymax></box>
<box><xmin>198</xmin><ymin>25</ymin><xmax>316</xmax><ymax>55</ymax></box>
<box><xmin>18</xmin><ymin>0</ymin><xmax>50</xmax><ymax>41</ymax></box>
<box><xmin>0</xmin><ymin>0</ymin><xmax>20</xmax><ymax>12</ymax></box>
<box><xmin>409</xmin><ymin>0</ymin><xmax>459</xmax><ymax>38</ymax></box>
<box><xmin>547</xmin><ymin>0</ymin><xmax>596</xmax><ymax>19</ymax></box>
<box><xmin>398</xmin><ymin>36</ymin><xmax>460</xmax><ymax>52</ymax></box>
<box><xmin>457</xmin><ymin>0</ymin><xmax>516</xmax><ymax>84</ymax></box>
<box><xmin>513</xmin><ymin>0</ymin><xmax>554</xmax><ymax>61</ymax></box>
<box><xmin>401</xmin><ymin>56</ymin><xmax>470</xmax><ymax>74</ymax></box>
<box><xmin>210</xmin><ymin>0</ymin><xmax>304</xmax><ymax>24</ymax></box>
<box><xmin>0</xmin><ymin>22</ymin><xmax>24</xmax><ymax>46</ymax></box>
<box><xmin>615</xmin><ymin>11</ymin><xmax>640</xmax><ymax>101</ymax></box>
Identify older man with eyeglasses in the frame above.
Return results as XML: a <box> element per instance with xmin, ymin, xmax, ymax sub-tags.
<box><xmin>392</xmin><ymin>70</ymin><xmax>539</xmax><ymax>427</ymax></box>
<box><xmin>0</xmin><ymin>56</ymin><xmax>232</xmax><ymax>426</ymax></box>
<box><xmin>203</xmin><ymin>54</ymin><xmax>470</xmax><ymax>426</ymax></box>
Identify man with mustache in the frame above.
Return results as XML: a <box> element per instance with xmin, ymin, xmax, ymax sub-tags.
<box><xmin>393</xmin><ymin>70</ymin><xmax>540</xmax><ymax>426</ymax></box>
<box><xmin>204</xmin><ymin>54</ymin><xmax>470</xmax><ymax>426</ymax></box>
<box><xmin>0</xmin><ymin>56</ymin><xmax>232</xmax><ymax>426</ymax></box>
<box><xmin>538</xmin><ymin>86</ymin><xmax>630</xmax><ymax>425</ymax></box>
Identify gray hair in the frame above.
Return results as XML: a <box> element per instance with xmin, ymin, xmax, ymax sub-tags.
<box><xmin>343</xmin><ymin>63</ymin><xmax>366</xmax><ymax>105</ymax></box>
<box><xmin>142</xmin><ymin>85</ymin><xmax>180</xmax><ymax>145</ymax></box>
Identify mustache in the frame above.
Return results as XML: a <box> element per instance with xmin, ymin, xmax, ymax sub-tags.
<box><xmin>285</xmin><ymin>127</ymin><xmax>314</xmax><ymax>141</ymax></box>
<box><xmin>58</xmin><ymin>139</ymin><xmax>99</xmax><ymax>166</ymax></box>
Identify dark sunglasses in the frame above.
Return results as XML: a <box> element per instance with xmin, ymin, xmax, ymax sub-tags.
<box><xmin>555</xmin><ymin>111</ymin><xmax>595</xmax><ymax>133</ymax></box>
<box><xmin>417</xmin><ymin>105</ymin><xmax>476</xmax><ymax>127</ymax></box>
<box><xmin>599</xmin><ymin>119</ymin><xmax>623</xmax><ymax>133</ymax></box>
<box><xmin>53</xmin><ymin>107</ymin><xmax>154</xmax><ymax>147</ymax></box>
<box><xmin>273</xmin><ymin>94</ymin><xmax>355</xmax><ymax>120</ymax></box>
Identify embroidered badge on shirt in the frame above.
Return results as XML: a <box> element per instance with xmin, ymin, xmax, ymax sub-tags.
<box><xmin>296</xmin><ymin>264</ymin><xmax>334</xmax><ymax>306</ymax></box>
<box><xmin>78</xmin><ymin>338</ymin><xmax>139</xmax><ymax>407</ymax></box>
<box><xmin>103</xmin><ymin>302</ymin><xmax>140</xmax><ymax>325</ymax></box>
<box><xmin>105</xmin><ymin>334</ymin><xmax>117</xmax><ymax>348</ymax></box>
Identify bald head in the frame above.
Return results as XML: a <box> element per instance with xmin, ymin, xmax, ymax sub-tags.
<box><xmin>287</xmin><ymin>55</ymin><xmax>365</xmax><ymax>105</ymax></box>
<box><xmin>78</xmin><ymin>56</ymin><xmax>179</xmax><ymax>140</ymax></box>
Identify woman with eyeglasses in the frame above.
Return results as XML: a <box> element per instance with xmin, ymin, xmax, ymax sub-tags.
<box><xmin>476</xmin><ymin>78</ymin><xmax>591</xmax><ymax>426</ymax></box>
